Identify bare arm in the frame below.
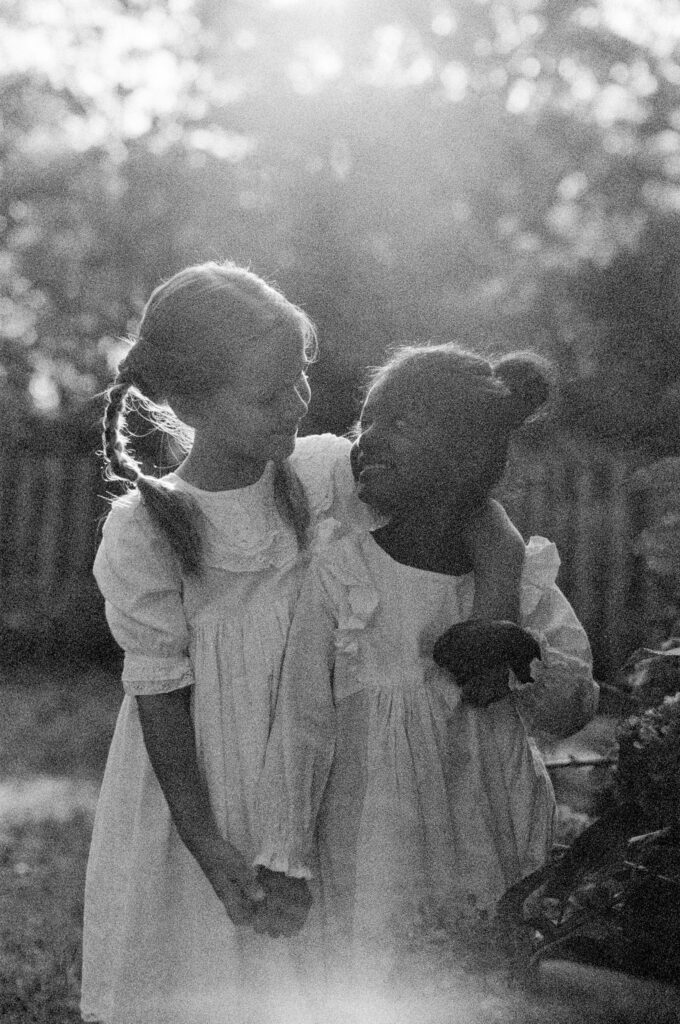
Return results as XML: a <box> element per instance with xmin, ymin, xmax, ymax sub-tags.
<box><xmin>468</xmin><ymin>498</ymin><xmax>524</xmax><ymax>623</ymax></box>
<box><xmin>455</xmin><ymin>499</ymin><xmax>525</xmax><ymax>705</ymax></box>
<box><xmin>137</xmin><ymin>689</ymin><xmax>263</xmax><ymax>924</ymax></box>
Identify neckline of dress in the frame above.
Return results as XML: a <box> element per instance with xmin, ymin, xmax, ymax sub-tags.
<box><xmin>165</xmin><ymin>462</ymin><xmax>274</xmax><ymax>501</ymax></box>
<box><xmin>364</xmin><ymin>528</ymin><xmax>474</xmax><ymax>582</ymax></box>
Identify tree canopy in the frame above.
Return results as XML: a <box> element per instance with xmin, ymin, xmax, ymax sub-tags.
<box><xmin>2</xmin><ymin>0</ymin><xmax>680</xmax><ymax>444</ymax></box>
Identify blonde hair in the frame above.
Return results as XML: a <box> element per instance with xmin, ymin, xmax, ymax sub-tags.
<box><xmin>102</xmin><ymin>261</ymin><xmax>317</xmax><ymax>574</ymax></box>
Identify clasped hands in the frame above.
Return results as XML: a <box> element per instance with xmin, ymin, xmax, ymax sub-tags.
<box><xmin>249</xmin><ymin>866</ymin><xmax>312</xmax><ymax>938</ymax></box>
<box><xmin>433</xmin><ymin>619</ymin><xmax>541</xmax><ymax>707</ymax></box>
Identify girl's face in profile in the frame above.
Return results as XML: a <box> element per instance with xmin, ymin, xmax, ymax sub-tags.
<box><xmin>181</xmin><ymin>318</ymin><xmax>311</xmax><ymax>469</ymax></box>
<box><xmin>352</xmin><ymin>369</ymin><xmax>472</xmax><ymax>517</ymax></box>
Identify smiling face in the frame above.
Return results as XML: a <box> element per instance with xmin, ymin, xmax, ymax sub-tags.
<box><xmin>352</xmin><ymin>367</ymin><xmax>475</xmax><ymax>517</ymax></box>
<box><xmin>207</xmin><ymin>318</ymin><xmax>311</xmax><ymax>461</ymax></box>
<box><xmin>174</xmin><ymin>315</ymin><xmax>312</xmax><ymax>487</ymax></box>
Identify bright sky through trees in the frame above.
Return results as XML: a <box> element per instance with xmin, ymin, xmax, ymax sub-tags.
<box><xmin>3</xmin><ymin>0</ymin><xmax>680</xmax><ymax>428</ymax></box>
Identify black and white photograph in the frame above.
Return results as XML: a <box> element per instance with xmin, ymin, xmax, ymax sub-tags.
<box><xmin>1</xmin><ymin>1</ymin><xmax>679</xmax><ymax>1021</ymax></box>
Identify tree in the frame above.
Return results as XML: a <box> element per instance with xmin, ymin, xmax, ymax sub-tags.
<box><xmin>2</xmin><ymin>0</ymin><xmax>680</xmax><ymax>443</ymax></box>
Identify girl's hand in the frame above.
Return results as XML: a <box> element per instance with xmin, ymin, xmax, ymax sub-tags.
<box><xmin>207</xmin><ymin>844</ymin><xmax>266</xmax><ymax>926</ymax></box>
<box><xmin>433</xmin><ymin>619</ymin><xmax>541</xmax><ymax>703</ymax></box>
<box><xmin>252</xmin><ymin>868</ymin><xmax>312</xmax><ymax>938</ymax></box>
<box><xmin>459</xmin><ymin>667</ymin><xmax>512</xmax><ymax>708</ymax></box>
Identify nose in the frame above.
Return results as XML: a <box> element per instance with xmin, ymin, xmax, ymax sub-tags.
<box><xmin>357</xmin><ymin>422</ymin><xmax>380</xmax><ymax>459</ymax></box>
<box><xmin>280</xmin><ymin>383</ymin><xmax>309</xmax><ymax>424</ymax></box>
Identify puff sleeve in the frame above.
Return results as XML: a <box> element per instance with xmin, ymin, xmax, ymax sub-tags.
<box><xmin>291</xmin><ymin>433</ymin><xmax>373</xmax><ymax>532</ymax></box>
<box><xmin>93</xmin><ymin>493</ymin><xmax>194</xmax><ymax>696</ymax></box>
<box><xmin>513</xmin><ymin>537</ymin><xmax>599</xmax><ymax>739</ymax></box>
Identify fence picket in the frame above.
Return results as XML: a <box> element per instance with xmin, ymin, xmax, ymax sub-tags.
<box><xmin>0</xmin><ymin>444</ymin><xmax>671</xmax><ymax>677</ymax></box>
<box><xmin>604</xmin><ymin>459</ymin><xmax>635</xmax><ymax>665</ymax></box>
<box><xmin>572</xmin><ymin>462</ymin><xmax>597</xmax><ymax>639</ymax></box>
<box><xmin>66</xmin><ymin>459</ymin><xmax>102</xmax><ymax>580</ymax></box>
<box><xmin>13</xmin><ymin>460</ymin><xmax>40</xmax><ymax>586</ymax></box>
<box><xmin>37</xmin><ymin>458</ymin><xmax>66</xmax><ymax>600</ymax></box>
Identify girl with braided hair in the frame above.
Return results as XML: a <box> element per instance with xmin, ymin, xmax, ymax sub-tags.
<box><xmin>257</xmin><ymin>343</ymin><xmax>598</xmax><ymax>1000</ymax></box>
<box><xmin>82</xmin><ymin>262</ymin><xmax>527</xmax><ymax>1024</ymax></box>
<box><xmin>82</xmin><ymin>261</ymin><xmax>348</xmax><ymax>1024</ymax></box>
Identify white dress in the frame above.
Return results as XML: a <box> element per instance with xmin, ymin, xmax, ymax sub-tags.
<box><xmin>81</xmin><ymin>434</ymin><xmax>357</xmax><ymax>1024</ymax></box>
<box><xmin>256</xmin><ymin>521</ymin><xmax>598</xmax><ymax>990</ymax></box>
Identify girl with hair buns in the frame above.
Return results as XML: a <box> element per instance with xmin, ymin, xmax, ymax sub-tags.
<box><xmin>82</xmin><ymin>264</ymin><xmax>526</xmax><ymax>1024</ymax></box>
<box><xmin>257</xmin><ymin>343</ymin><xmax>598</xmax><ymax>996</ymax></box>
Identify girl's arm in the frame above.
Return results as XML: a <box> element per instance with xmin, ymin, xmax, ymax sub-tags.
<box><xmin>468</xmin><ymin>498</ymin><xmax>525</xmax><ymax>622</ymax></box>
<box><xmin>454</xmin><ymin>499</ymin><xmax>525</xmax><ymax>705</ymax></box>
<box><xmin>514</xmin><ymin>564</ymin><xmax>598</xmax><ymax>739</ymax></box>
<box><xmin>93</xmin><ymin>500</ymin><xmax>263</xmax><ymax>925</ymax></box>
<box><xmin>137</xmin><ymin>690</ymin><xmax>264</xmax><ymax>924</ymax></box>
<box><xmin>257</xmin><ymin>566</ymin><xmax>337</xmax><ymax>879</ymax></box>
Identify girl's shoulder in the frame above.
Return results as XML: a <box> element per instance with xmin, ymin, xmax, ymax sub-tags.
<box><xmin>96</xmin><ymin>487</ymin><xmax>180</xmax><ymax>583</ymax></box>
<box><xmin>101</xmin><ymin>487</ymin><xmax>146</xmax><ymax>537</ymax></box>
<box><xmin>101</xmin><ymin>487</ymin><xmax>157</xmax><ymax>541</ymax></box>
<box><xmin>291</xmin><ymin>433</ymin><xmax>359</xmax><ymax>523</ymax></box>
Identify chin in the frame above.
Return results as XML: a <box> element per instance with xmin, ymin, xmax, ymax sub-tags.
<box><xmin>356</xmin><ymin>481</ymin><xmax>392</xmax><ymax>515</ymax></box>
<box><xmin>270</xmin><ymin>433</ymin><xmax>298</xmax><ymax>459</ymax></box>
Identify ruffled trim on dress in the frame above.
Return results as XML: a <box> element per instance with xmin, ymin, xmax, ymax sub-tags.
<box><xmin>164</xmin><ymin>465</ymin><xmax>300</xmax><ymax>574</ymax></box>
<box><xmin>159</xmin><ymin>433</ymin><xmax>365</xmax><ymax>573</ymax></box>
<box><xmin>122</xmin><ymin>654</ymin><xmax>194</xmax><ymax>696</ymax></box>
<box><xmin>507</xmin><ymin>535</ymin><xmax>561</xmax><ymax>695</ymax></box>
<box><xmin>253</xmin><ymin>847</ymin><xmax>314</xmax><ymax>880</ymax></box>
<box><xmin>313</xmin><ymin>520</ymin><xmax>380</xmax><ymax>658</ymax></box>
<box><xmin>511</xmin><ymin>536</ymin><xmax>598</xmax><ymax>736</ymax></box>
<box><xmin>291</xmin><ymin>433</ymin><xmax>349</xmax><ymax>519</ymax></box>
<box><xmin>293</xmin><ymin>432</ymin><xmax>377</xmax><ymax>535</ymax></box>
<box><xmin>519</xmin><ymin>536</ymin><xmax>561</xmax><ymax>615</ymax></box>
<box><xmin>121</xmin><ymin>434</ymin><xmax>373</xmax><ymax>575</ymax></box>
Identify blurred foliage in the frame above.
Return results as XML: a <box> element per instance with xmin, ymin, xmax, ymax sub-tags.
<box><xmin>631</xmin><ymin>457</ymin><xmax>680</xmax><ymax>638</ymax></box>
<box><xmin>2</xmin><ymin>0</ymin><xmax>680</xmax><ymax>446</ymax></box>
<box><xmin>499</xmin><ymin>643</ymin><xmax>680</xmax><ymax>986</ymax></box>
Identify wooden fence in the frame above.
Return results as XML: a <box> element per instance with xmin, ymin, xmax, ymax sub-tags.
<box><xmin>498</xmin><ymin>445</ymin><xmax>650</xmax><ymax>677</ymax></box>
<box><xmin>0</xmin><ymin>442</ymin><xmax>664</xmax><ymax>677</ymax></box>
<box><xmin>0</xmin><ymin>450</ymin><xmax>107</xmax><ymax>646</ymax></box>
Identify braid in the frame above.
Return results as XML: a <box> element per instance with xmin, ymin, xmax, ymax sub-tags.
<box><xmin>100</xmin><ymin>259</ymin><xmax>319</xmax><ymax>574</ymax></box>
<box><xmin>135</xmin><ymin>477</ymin><xmax>204</xmax><ymax>577</ymax></box>
<box><xmin>102</xmin><ymin>381</ymin><xmax>141</xmax><ymax>485</ymax></box>
<box><xmin>101</xmin><ymin>377</ymin><xmax>204</xmax><ymax>577</ymax></box>
<box><xmin>273</xmin><ymin>459</ymin><xmax>310</xmax><ymax>550</ymax></box>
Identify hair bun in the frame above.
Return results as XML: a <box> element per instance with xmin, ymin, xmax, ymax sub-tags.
<box><xmin>493</xmin><ymin>351</ymin><xmax>552</xmax><ymax>426</ymax></box>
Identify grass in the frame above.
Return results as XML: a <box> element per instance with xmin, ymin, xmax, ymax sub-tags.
<box><xmin>0</xmin><ymin>659</ymin><xmax>122</xmax><ymax>779</ymax></box>
<box><xmin>0</xmin><ymin>657</ymin><xmax>121</xmax><ymax>1024</ymax></box>
<box><xmin>0</xmin><ymin>657</ymin><xmax>677</xmax><ymax>1024</ymax></box>
<box><xmin>0</xmin><ymin>816</ymin><xmax>91</xmax><ymax>1023</ymax></box>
